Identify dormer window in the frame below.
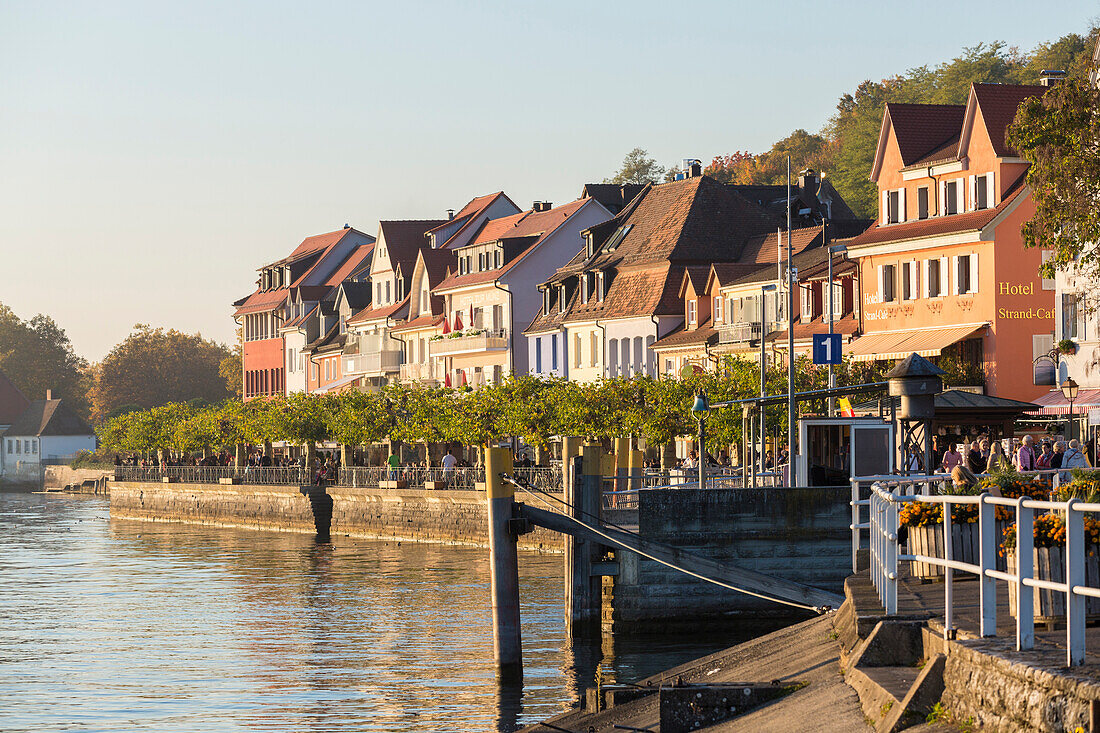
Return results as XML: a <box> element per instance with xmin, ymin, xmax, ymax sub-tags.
<box><xmin>494</xmin><ymin>248</ymin><xmax>502</xmax><ymax>268</ymax></box>
<box><xmin>585</xmin><ymin>233</ymin><xmax>594</xmax><ymax>258</ymax></box>
<box><xmin>596</xmin><ymin>272</ymin><xmax>605</xmax><ymax>302</ymax></box>
<box><xmin>558</xmin><ymin>285</ymin><xmax>566</xmax><ymax>313</ymax></box>
<box><xmin>604</xmin><ymin>224</ymin><xmax>633</xmax><ymax>252</ymax></box>
<box><xmin>713</xmin><ymin>296</ymin><xmax>722</xmax><ymax>323</ymax></box>
<box><xmin>687</xmin><ymin>300</ymin><xmax>697</xmax><ymax>325</ymax></box>
<box><xmin>543</xmin><ymin>288</ymin><xmax>552</xmax><ymax>315</ymax></box>
<box><xmin>800</xmin><ymin>285</ymin><xmax>815</xmax><ymax>320</ymax></box>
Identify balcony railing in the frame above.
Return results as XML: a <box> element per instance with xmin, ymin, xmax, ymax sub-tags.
<box><xmin>399</xmin><ymin>361</ymin><xmax>442</xmax><ymax>383</ymax></box>
<box><xmin>429</xmin><ymin>328</ymin><xmax>509</xmax><ymax>356</ymax></box>
<box><xmin>717</xmin><ymin>321</ymin><xmax>779</xmax><ymax>344</ymax></box>
<box><xmin>344</xmin><ymin>350</ymin><xmax>402</xmax><ymax>375</ymax></box>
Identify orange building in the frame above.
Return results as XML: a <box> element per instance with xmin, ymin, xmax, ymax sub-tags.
<box><xmin>846</xmin><ymin>83</ymin><xmax>1055</xmax><ymax>402</ymax></box>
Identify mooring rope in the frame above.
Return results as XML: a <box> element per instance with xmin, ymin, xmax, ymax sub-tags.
<box><xmin>502</xmin><ymin>474</ymin><xmax>828</xmax><ymax>614</ymax></box>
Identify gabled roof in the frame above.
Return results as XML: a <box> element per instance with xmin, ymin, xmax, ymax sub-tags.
<box><xmin>580</xmin><ymin>183</ymin><xmax>647</xmax><ymax>214</ymax></box>
<box><xmin>968</xmin><ymin>83</ymin><xmax>1046</xmax><ymax>157</ymax></box>
<box><xmin>706</xmin><ymin>262</ymin><xmax>765</xmax><ymax>292</ymax></box>
<box><xmin>679</xmin><ymin>266</ymin><xmax>711</xmax><ymax>297</ymax></box>
<box><xmin>4</xmin><ymin>399</ymin><xmax>93</xmax><ymax>437</ymax></box>
<box><xmin>282</xmin><ymin>303</ymin><xmax>319</xmax><ymax>330</ymax></box>
<box><xmin>738</xmin><ymin>226</ymin><xmax>823</xmax><ymax>265</ymax></box>
<box><xmin>846</xmin><ymin>179</ymin><xmax>1026</xmax><ymax>249</ymax></box>
<box><xmin>335</xmin><ymin>281</ymin><xmax>372</xmax><ymax>312</ymax></box>
<box><xmin>347</xmin><ymin>294</ymin><xmax>410</xmax><ymax>325</ymax></box>
<box><xmin>427</xmin><ymin>192</ymin><xmax>519</xmax><ymax>246</ymax></box>
<box><xmin>324</xmin><ymin>244</ymin><xmax>374</xmax><ymax>287</ymax></box>
<box><xmin>652</xmin><ymin>317</ymin><xmax>719</xmax><ymax>351</ymax></box>
<box><xmin>0</xmin><ymin>372</ymin><xmax>29</xmax><ymax>426</ymax></box>
<box><xmin>883</xmin><ymin>103</ymin><xmax>967</xmax><ymax>166</ymax></box>
<box><xmin>283</xmin><ymin>228</ymin><xmax>358</xmax><ymax>264</ymax></box>
<box><xmin>377</xmin><ymin>220</ymin><xmax>446</xmax><ymax>278</ymax></box>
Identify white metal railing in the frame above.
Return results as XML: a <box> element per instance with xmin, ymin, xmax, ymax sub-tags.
<box><xmin>863</xmin><ymin>472</ymin><xmax>1098</xmax><ymax>666</ymax></box>
<box><xmin>399</xmin><ymin>361</ymin><xmax>441</xmax><ymax>382</ymax></box>
<box><xmin>428</xmin><ymin>328</ymin><xmax>509</xmax><ymax>356</ymax></box>
<box><xmin>344</xmin><ymin>350</ymin><xmax>402</xmax><ymax>375</ymax></box>
<box><xmin>717</xmin><ymin>321</ymin><xmax>778</xmax><ymax>344</ymax></box>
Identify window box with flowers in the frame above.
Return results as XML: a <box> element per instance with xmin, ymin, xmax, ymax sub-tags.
<box><xmin>1004</xmin><ymin>513</ymin><xmax>1100</xmax><ymax>623</ymax></box>
<box><xmin>1058</xmin><ymin>338</ymin><xmax>1078</xmax><ymax>355</ymax></box>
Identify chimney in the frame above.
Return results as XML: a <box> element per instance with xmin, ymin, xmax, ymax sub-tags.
<box><xmin>45</xmin><ymin>389</ymin><xmax>52</xmax><ymax>400</ymax></box>
<box><xmin>343</xmin><ymin>223</ymin><xmax>350</xmax><ymax>229</ymax></box>
<box><xmin>1040</xmin><ymin>69</ymin><xmax>1066</xmax><ymax>87</ymax></box>
<box><xmin>533</xmin><ymin>201</ymin><xmax>552</xmax><ymax>212</ymax></box>
<box><xmin>798</xmin><ymin>168</ymin><xmax>818</xmax><ymax>193</ymax></box>
<box><xmin>689</xmin><ymin>160</ymin><xmax>702</xmax><ymax>178</ymax></box>
<box><xmin>446</xmin><ymin>209</ymin><xmax>455</xmax><ymax>220</ymax></box>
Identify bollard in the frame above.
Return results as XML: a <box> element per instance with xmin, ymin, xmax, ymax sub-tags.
<box><xmin>614</xmin><ymin>437</ymin><xmax>630</xmax><ymax>494</ymax></box>
<box><xmin>627</xmin><ymin>447</ymin><xmax>644</xmax><ymax>491</ymax></box>
<box><xmin>486</xmin><ymin>446</ymin><xmax>521</xmax><ymax>681</ymax></box>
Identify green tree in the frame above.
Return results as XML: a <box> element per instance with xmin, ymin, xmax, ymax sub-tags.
<box><xmin>605</xmin><ymin>148</ymin><xmax>666</xmax><ymax>185</ymax></box>
<box><xmin>220</xmin><ymin>328</ymin><xmax>243</xmax><ymax>398</ymax></box>
<box><xmin>1008</xmin><ymin>77</ymin><xmax>1100</xmax><ymax>278</ymax></box>
<box><xmin>88</xmin><ymin>324</ymin><xmax>233</xmax><ymax>422</ymax></box>
<box><xmin>0</xmin><ymin>303</ymin><xmax>89</xmax><ymax>416</ymax></box>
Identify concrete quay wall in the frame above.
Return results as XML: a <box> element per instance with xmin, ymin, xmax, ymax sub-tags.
<box><xmin>602</xmin><ymin>487</ymin><xmax>851</xmax><ymax>631</ymax></box>
<box><xmin>108</xmin><ymin>481</ymin><xmax>563</xmax><ymax>553</ymax></box>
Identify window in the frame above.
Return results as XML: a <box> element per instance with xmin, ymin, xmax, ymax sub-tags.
<box><xmin>590</xmin><ymin>332</ymin><xmax>598</xmax><ymax>367</ymax></box>
<box><xmin>901</xmin><ymin>261</ymin><xmax>916</xmax><ymax>301</ymax></box>
<box><xmin>385</xmin><ymin>281</ymin><xmax>391</xmax><ymax>303</ymax></box>
<box><xmin>888</xmin><ymin>190</ymin><xmax>900</xmax><ymax>224</ymax></box>
<box><xmin>880</xmin><ymin>264</ymin><xmax>897</xmax><ymax>303</ymax></box>
<box><xmin>1042</xmin><ymin>251</ymin><xmax>1056</xmax><ymax>291</ymax></box>
<box><xmin>917</xmin><ymin>187</ymin><xmax>929</xmax><ymax>219</ymax></box>
<box><xmin>581</xmin><ymin>273</ymin><xmax>589</xmax><ymax>304</ymax></box>
<box><xmin>311</xmin><ymin>362</ymin><xmax>318</xmax><ymax>381</ymax></box>
<box><xmin>478</xmin><ymin>252</ymin><xmax>485</xmax><ymax>271</ymax></box>
<box><xmin>687</xmin><ymin>300</ymin><xmax>697</xmax><ymax>324</ymax></box>
<box><xmin>974</xmin><ymin>175</ymin><xmax>988</xmax><ymax>210</ymax></box>
<box><xmin>15</xmin><ymin>440</ymin><xmax>20</xmax><ymax>454</ymax></box>
<box><xmin>800</xmin><ymin>285</ymin><xmax>814</xmax><ymax>320</ymax></box>
<box><xmin>1063</xmin><ymin>293</ymin><xmax>1081</xmax><ymax>339</ymax></box>
<box><xmin>829</xmin><ymin>282</ymin><xmax>844</xmax><ymax>317</ymax></box>
<box><xmin>376</xmin><ymin>282</ymin><xmax>382</xmax><ymax>302</ymax></box>
<box><xmin>596</xmin><ymin>272</ymin><xmax>605</xmax><ymax>302</ymax></box>
<box><xmin>324</xmin><ymin>359</ymin><xmax>331</xmax><ymax>381</ymax></box>
<box><xmin>32</xmin><ymin>441</ymin><xmax>37</xmax><ymax>454</ymax></box>
<box><xmin>558</xmin><ymin>285</ymin><xmax>566</xmax><ymax>313</ymax></box>
<box><xmin>713</xmin><ymin>296</ymin><xmax>722</xmax><ymax>323</ymax></box>
<box><xmin>288</xmin><ymin>349</ymin><xmax>296</xmax><ymax>373</ymax></box>
<box><xmin>1033</xmin><ymin>333</ymin><xmax>1055</xmax><ymax>385</ymax></box>
<box><xmin>551</xmin><ymin>334</ymin><xmax>558</xmax><ymax>370</ymax></box>
<box><xmin>926</xmin><ymin>259</ymin><xmax>943</xmax><ymax>297</ymax></box>
<box><xmin>574</xmin><ymin>333</ymin><xmax>582</xmax><ymax>368</ymax></box>
<box><xmin>494</xmin><ymin>249</ymin><xmax>502</xmax><ymax>268</ymax></box>
<box><xmin>608</xmin><ymin>338</ymin><xmax>619</xmax><ymax>375</ymax></box>
<box><xmin>956</xmin><ymin>254</ymin><xmax>978</xmax><ymax>294</ymax></box>
<box><xmin>24</xmin><ymin>440</ymin><xmax>30</xmax><ymax>454</ymax></box>
<box><xmin>944</xmin><ymin>180</ymin><xmax>960</xmax><ymax>215</ymax></box>
<box><xmin>6</xmin><ymin>439</ymin><xmax>10</xmax><ymax>454</ymax></box>
<box><xmin>535</xmin><ymin>337</ymin><xmax>542</xmax><ymax>372</ymax></box>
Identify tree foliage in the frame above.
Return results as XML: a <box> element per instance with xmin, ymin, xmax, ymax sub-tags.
<box><xmin>0</xmin><ymin>303</ymin><xmax>89</xmax><ymax>416</ymax></box>
<box><xmin>1007</xmin><ymin>77</ymin><xmax>1100</xmax><ymax>278</ymax></box>
<box><xmin>88</xmin><ymin>324</ymin><xmax>233</xmax><ymax>423</ymax></box>
<box><xmin>605</xmin><ymin>147</ymin><xmax>667</xmax><ymax>184</ymax></box>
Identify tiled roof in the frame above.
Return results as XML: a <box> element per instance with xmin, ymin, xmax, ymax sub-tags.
<box><xmin>285</xmin><ymin>229</ymin><xmax>355</xmax><ymax>263</ymax></box>
<box><xmin>324</xmin><ymin>244</ymin><xmax>374</xmax><ymax>287</ymax></box>
<box><xmin>738</xmin><ymin>226</ymin><xmax>823</xmax><ymax>265</ymax></box>
<box><xmin>0</xmin><ymin>371</ymin><xmax>29</xmax><ymax>426</ymax></box>
<box><xmin>391</xmin><ymin>314</ymin><xmax>446</xmax><ymax>333</ymax></box>
<box><xmin>767</xmin><ymin>314</ymin><xmax>860</xmax><ymax>342</ymax></box>
<box><xmin>378</xmin><ymin>220</ymin><xmax>447</xmax><ymax>278</ymax></box>
<box><xmin>846</xmin><ymin>179</ymin><xmax>1025</xmax><ymax>249</ymax></box>
<box><xmin>233</xmin><ymin>289</ymin><xmax>288</xmax><ymax>316</ymax></box>
<box><xmin>971</xmin><ymin>83</ymin><xmax>1046</xmax><ymax>157</ymax></box>
<box><xmin>292</xmin><ymin>285</ymin><xmax>330</xmax><ymax>302</ymax></box>
<box><xmin>885</xmin><ymin>103</ymin><xmax>967</xmax><ymax>166</ymax></box>
<box><xmin>681</xmin><ymin>266</ymin><xmax>710</xmax><ymax>296</ymax></box>
<box><xmin>4</xmin><ymin>399</ymin><xmax>92</xmax><ymax>437</ymax></box>
<box><xmin>903</xmin><ymin>135</ymin><xmax>961</xmax><ymax>169</ymax></box>
<box><xmin>420</xmin><ymin>247</ymin><xmax>457</xmax><ymax>286</ymax></box>
<box><xmin>303</xmin><ymin>323</ymin><xmax>341</xmax><ymax>352</ymax></box>
<box><xmin>708</xmin><ymin>262</ymin><xmax>763</xmax><ymax>288</ymax></box>
<box><xmin>337</xmin><ymin>281</ymin><xmax>372</xmax><ymax>311</ymax></box>
<box><xmin>347</xmin><ymin>294</ymin><xmax>410</xmax><ymax>325</ymax></box>
<box><xmin>729</xmin><ymin>245</ymin><xmax>828</xmax><ymax>287</ymax></box>
<box><xmin>427</xmin><ymin>191</ymin><xmax>519</xmax><ymax>244</ymax></box>
<box><xmin>580</xmin><ymin>183</ymin><xmax>647</xmax><ymax>214</ymax></box>
<box><xmin>652</xmin><ymin>318</ymin><xmax>718</xmax><ymax>350</ymax></box>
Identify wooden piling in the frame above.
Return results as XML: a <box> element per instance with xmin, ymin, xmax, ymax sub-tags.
<box><xmin>565</xmin><ymin>444</ymin><xmax>604</xmax><ymax>637</ymax></box>
<box><xmin>485</xmin><ymin>446</ymin><xmax>521</xmax><ymax>681</ymax></box>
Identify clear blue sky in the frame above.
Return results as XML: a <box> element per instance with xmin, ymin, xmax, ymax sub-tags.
<box><xmin>1</xmin><ymin>1</ymin><xmax>1096</xmax><ymax>360</ymax></box>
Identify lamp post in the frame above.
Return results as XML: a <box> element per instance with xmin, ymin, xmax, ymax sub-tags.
<box><xmin>691</xmin><ymin>391</ymin><xmax>710</xmax><ymax>491</ymax></box>
<box><xmin>827</xmin><ymin>243</ymin><xmax>848</xmax><ymax>416</ymax></box>
<box><xmin>1063</xmin><ymin>377</ymin><xmax>1079</xmax><ymax>443</ymax></box>
<box><xmin>759</xmin><ymin>283</ymin><xmax>777</xmax><ymax>481</ymax></box>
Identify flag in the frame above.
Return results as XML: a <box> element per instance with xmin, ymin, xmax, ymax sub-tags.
<box><xmin>838</xmin><ymin>397</ymin><xmax>855</xmax><ymax>418</ymax></box>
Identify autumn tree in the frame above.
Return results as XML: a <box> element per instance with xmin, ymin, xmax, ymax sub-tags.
<box><xmin>1007</xmin><ymin>76</ymin><xmax>1100</xmax><ymax>278</ymax></box>
<box><xmin>88</xmin><ymin>325</ymin><xmax>233</xmax><ymax>422</ymax></box>
<box><xmin>0</xmin><ymin>303</ymin><xmax>89</xmax><ymax>416</ymax></box>
<box><xmin>605</xmin><ymin>148</ymin><xmax>667</xmax><ymax>185</ymax></box>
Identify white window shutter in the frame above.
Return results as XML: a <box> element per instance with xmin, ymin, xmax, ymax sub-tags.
<box><xmin>940</xmin><ymin>256</ymin><xmax>950</xmax><ymax>296</ymax></box>
<box><xmin>882</xmin><ymin>190</ymin><xmax>889</xmax><ymax>225</ymax></box>
<box><xmin>877</xmin><ymin>265</ymin><xmax>884</xmax><ymax>300</ymax></box>
<box><xmin>986</xmin><ymin>173</ymin><xmax>996</xmax><ymax>208</ymax></box>
<box><xmin>910</xmin><ymin>260</ymin><xmax>918</xmax><ymax>299</ymax></box>
<box><xmin>955</xmin><ymin>178</ymin><xmax>964</xmax><ymax>214</ymax></box>
<box><xmin>922</xmin><ymin>261</ymin><xmax>930</xmax><ymax>298</ymax></box>
<box><xmin>939</xmin><ymin>180</ymin><xmax>947</xmax><ymax>215</ymax></box>
<box><xmin>968</xmin><ymin>175</ymin><xmax>976</xmax><ymax>211</ymax></box>
<box><xmin>898</xmin><ymin>188</ymin><xmax>906</xmax><ymax>222</ymax></box>
<box><xmin>951</xmin><ymin>256</ymin><xmax>960</xmax><ymax>294</ymax></box>
<box><xmin>970</xmin><ymin>254</ymin><xmax>979</xmax><ymax>294</ymax></box>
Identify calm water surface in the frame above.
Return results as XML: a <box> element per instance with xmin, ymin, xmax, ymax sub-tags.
<box><xmin>0</xmin><ymin>492</ymin><xmax>756</xmax><ymax>732</ymax></box>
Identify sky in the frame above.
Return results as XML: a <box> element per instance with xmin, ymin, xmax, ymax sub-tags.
<box><xmin>1</xmin><ymin>1</ymin><xmax>1097</xmax><ymax>361</ymax></box>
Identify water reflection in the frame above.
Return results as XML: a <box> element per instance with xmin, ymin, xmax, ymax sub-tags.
<box><xmin>0</xmin><ymin>493</ymin><xmax>772</xmax><ymax>732</ymax></box>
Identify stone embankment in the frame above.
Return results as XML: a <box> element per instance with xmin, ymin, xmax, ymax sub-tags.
<box><xmin>44</xmin><ymin>466</ymin><xmax>112</xmax><ymax>494</ymax></box>
<box><xmin>107</xmin><ymin>481</ymin><xmax>562</xmax><ymax>552</ymax></box>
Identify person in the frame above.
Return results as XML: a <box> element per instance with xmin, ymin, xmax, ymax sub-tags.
<box><xmin>440</xmin><ymin>448</ymin><xmax>457</xmax><ymax>483</ymax></box>
<box><xmin>941</xmin><ymin>443</ymin><xmax>963</xmax><ymax>472</ymax></box>
<box><xmin>986</xmin><ymin>441</ymin><xmax>1009</xmax><ymax>472</ymax></box>
<box><xmin>682</xmin><ymin>450</ymin><xmax>698</xmax><ymax>470</ymax></box>
<box><xmin>967</xmin><ymin>440</ymin><xmax>985</xmax><ymax>474</ymax></box>
<box><xmin>952</xmin><ymin>464</ymin><xmax>980</xmax><ymax>492</ymax></box>
<box><xmin>1051</xmin><ymin>440</ymin><xmax>1066</xmax><ymax>470</ymax></box>
<box><xmin>1063</xmin><ymin>438</ymin><xmax>1089</xmax><ymax>474</ymax></box>
<box><xmin>1015</xmin><ymin>435</ymin><xmax>1037</xmax><ymax>472</ymax></box>
<box><xmin>387</xmin><ymin>450</ymin><xmax>401</xmax><ymax>480</ymax></box>
<box><xmin>1036</xmin><ymin>440</ymin><xmax>1053</xmax><ymax>469</ymax></box>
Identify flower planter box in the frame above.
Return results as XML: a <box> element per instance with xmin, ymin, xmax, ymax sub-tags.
<box><xmin>423</xmin><ymin>480</ymin><xmax>447</xmax><ymax>490</ymax></box>
<box><xmin>907</xmin><ymin>523</ymin><xmax>980</xmax><ymax>579</ymax></box>
<box><xmin>1007</xmin><ymin>547</ymin><xmax>1100</xmax><ymax>623</ymax></box>
<box><xmin>379</xmin><ymin>480</ymin><xmax>407</xmax><ymax>489</ymax></box>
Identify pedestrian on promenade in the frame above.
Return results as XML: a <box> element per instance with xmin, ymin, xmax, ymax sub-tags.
<box><xmin>967</xmin><ymin>440</ymin><xmax>986</xmax><ymax>474</ymax></box>
<box><xmin>951</xmin><ymin>465</ymin><xmax>980</xmax><ymax>492</ymax></box>
<box><xmin>1062</xmin><ymin>439</ymin><xmax>1089</xmax><ymax>483</ymax></box>
<box><xmin>1015</xmin><ymin>435</ymin><xmax>1037</xmax><ymax>472</ymax></box>
<box><xmin>387</xmin><ymin>451</ymin><xmax>401</xmax><ymax>480</ymax></box>
<box><xmin>986</xmin><ymin>441</ymin><xmax>1009</xmax><ymax>472</ymax></box>
<box><xmin>441</xmin><ymin>448</ymin><xmax>457</xmax><ymax>485</ymax></box>
<box><xmin>1051</xmin><ymin>440</ymin><xmax>1066</xmax><ymax>470</ymax></box>
<box><xmin>1036</xmin><ymin>440</ymin><xmax>1053</xmax><ymax>469</ymax></box>
<box><xmin>941</xmin><ymin>444</ymin><xmax>963</xmax><ymax>473</ymax></box>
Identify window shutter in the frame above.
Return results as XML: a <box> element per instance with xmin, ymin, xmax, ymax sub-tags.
<box><xmin>939</xmin><ymin>181</ymin><xmax>947</xmax><ymax>215</ymax></box>
<box><xmin>955</xmin><ymin>179</ymin><xmax>964</xmax><ymax>214</ymax></box>
<box><xmin>882</xmin><ymin>190</ymin><xmax>889</xmax><ymax>225</ymax></box>
<box><xmin>922</xmin><ymin>261</ymin><xmax>930</xmax><ymax>298</ymax></box>
<box><xmin>908</xmin><ymin>260</ymin><xmax>917</xmax><ymax>300</ymax></box>
<box><xmin>940</xmin><ymin>256</ymin><xmax>950</xmax><ymax>296</ymax></box>
<box><xmin>986</xmin><ymin>173</ymin><xmax>996</xmax><ymax>208</ymax></box>
<box><xmin>968</xmin><ymin>175</ymin><xmax>976</xmax><ymax>211</ymax></box>
<box><xmin>969</xmin><ymin>254</ymin><xmax>979</xmax><ymax>294</ymax></box>
<box><xmin>897</xmin><ymin>188</ymin><xmax>906</xmax><ymax>222</ymax></box>
<box><xmin>877</xmin><ymin>265</ymin><xmax>885</xmax><ymax>300</ymax></box>
<box><xmin>951</xmin><ymin>256</ymin><xmax>960</xmax><ymax>294</ymax></box>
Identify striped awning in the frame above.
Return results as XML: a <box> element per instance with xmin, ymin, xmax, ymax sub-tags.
<box><xmin>312</xmin><ymin>374</ymin><xmax>361</xmax><ymax>395</ymax></box>
<box><xmin>848</xmin><ymin>323</ymin><xmax>988</xmax><ymax>363</ymax></box>
<box><xmin>1027</xmin><ymin>389</ymin><xmax>1100</xmax><ymax>416</ymax></box>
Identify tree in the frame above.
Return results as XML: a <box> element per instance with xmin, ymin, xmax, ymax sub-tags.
<box><xmin>1007</xmin><ymin>77</ymin><xmax>1100</xmax><ymax>278</ymax></box>
<box><xmin>605</xmin><ymin>148</ymin><xmax>666</xmax><ymax>185</ymax></box>
<box><xmin>88</xmin><ymin>325</ymin><xmax>233</xmax><ymax>422</ymax></box>
<box><xmin>220</xmin><ymin>327</ymin><xmax>242</xmax><ymax>398</ymax></box>
<box><xmin>0</xmin><ymin>303</ymin><xmax>89</xmax><ymax>416</ymax></box>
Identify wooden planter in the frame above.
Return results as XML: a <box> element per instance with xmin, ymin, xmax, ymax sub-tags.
<box><xmin>1007</xmin><ymin>548</ymin><xmax>1100</xmax><ymax>623</ymax></box>
<box><xmin>907</xmin><ymin>523</ymin><xmax>980</xmax><ymax>578</ymax></box>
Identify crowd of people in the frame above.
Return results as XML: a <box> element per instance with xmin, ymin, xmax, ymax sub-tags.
<box><xmin>927</xmin><ymin>434</ymin><xmax>1091</xmax><ymax>483</ymax></box>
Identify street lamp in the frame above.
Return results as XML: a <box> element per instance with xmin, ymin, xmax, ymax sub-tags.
<box><xmin>827</xmin><ymin>243</ymin><xmax>848</xmax><ymax>416</ymax></box>
<box><xmin>691</xmin><ymin>391</ymin><xmax>710</xmax><ymax>490</ymax></box>
<box><xmin>1062</xmin><ymin>377</ymin><xmax>1079</xmax><ymax>442</ymax></box>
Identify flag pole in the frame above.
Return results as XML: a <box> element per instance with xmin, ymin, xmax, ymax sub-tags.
<box><xmin>787</xmin><ymin>155</ymin><xmax>795</xmax><ymax>484</ymax></box>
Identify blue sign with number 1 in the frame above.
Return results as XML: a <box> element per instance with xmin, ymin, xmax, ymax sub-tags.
<box><xmin>812</xmin><ymin>333</ymin><xmax>842</xmax><ymax>365</ymax></box>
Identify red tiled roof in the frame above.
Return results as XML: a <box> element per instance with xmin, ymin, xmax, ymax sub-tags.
<box><xmin>391</xmin><ymin>314</ymin><xmax>446</xmax><ymax>333</ymax></box>
<box><xmin>652</xmin><ymin>318</ymin><xmax>718</xmax><ymax>350</ymax></box>
<box><xmin>738</xmin><ymin>226</ymin><xmax>823</xmax><ymax>265</ymax></box>
<box><xmin>846</xmin><ymin>181</ymin><xmax>1025</xmax><ymax>249</ymax></box>
<box><xmin>286</xmin><ymin>229</ymin><xmax>353</xmax><ymax>262</ymax></box>
<box><xmin>707</xmin><ymin>262</ymin><xmax>764</xmax><ymax>290</ymax></box>
<box><xmin>233</xmin><ymin>289</ymin><xmax>288</xmax><ymax>316</ymax></box>
<box><xmin>768</xmin><ymin>315</ymin><xmax>860</xmax><ymax>342</ymax></box>
<box><xmin>347</xmin><ymin>294</ymin><xmax>410</xmax><ymax>325</ymax></box>
<box><xmin>323</xmin><ymin>244</ymin><xmax>374</xmax><ymax>287</ymax></box>
<box><xmin>971</xmin><ymin>83</ymin><xmax>1046</xmax><ymax>157</ymax></box>
<box><xmin>903</xmin><ymin>135</ymin><xmax>961</xmax><ymax>169</ymax></box>
<box><xmin>378</xmin><ymin>220</ymin><xmax>446</xmax><ymax>279</ymax></box>
<box><xmin>427</xmin><ymin>192</ymin><xmax>519</xmax><ymax>245</ymax></box>
<box><xmin>885</xmin><ymin>103</ymin><xmax>967</xmax><ymax>166</ymax></box>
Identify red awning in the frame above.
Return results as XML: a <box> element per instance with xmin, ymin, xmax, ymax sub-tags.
<box><xmin>1028</xmin><ymin>389</ymin><xmax>1100</xmax><ymax>415</ymax></box>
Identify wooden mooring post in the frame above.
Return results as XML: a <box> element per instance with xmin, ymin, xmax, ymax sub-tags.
<box><xmin>564</xmin><ymin>443</ymin><xmax>603</xmax><ymax>637</ymax></box>
<box><xmin>485</xmin><ymin>446</ymin><xmax>522</xmax><ymax>681</ymax></box>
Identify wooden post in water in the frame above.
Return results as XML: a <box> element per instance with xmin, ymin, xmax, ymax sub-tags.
<box><xmin>614</xmin><ymin>437</ymin><xmax>630</xmax><ymax>493</ymax></box>
<box><xmin>486</xmin><ymin>446</ymin><xmax>521</xmax><ymax>681</ymax></box>
<box><xmin>565</xmin><ymin>444</ymin><xmax>603</xmax><ymax>636</ymax></box>
<box><xmin>627</xmin><ymin>441</ymin><xmax>644</xmax><ymax>491</ymax></box>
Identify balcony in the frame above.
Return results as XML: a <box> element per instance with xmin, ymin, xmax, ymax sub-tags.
<box><xmin>429</xmin><ymin>328</ymin><xmax>509</xmax><ymax>356</ymax></box>
<box><xmin>344</xmin><ymin>350</ymin><xmax>402</xmax><ymax>375</ymax></box>
<box><xmin>717</xmin><ymin>321</ymin><xmax>779</xmax><ymax>345</ymax></box>
<box><xmin>399</xmin><ymin>361</ymin><xmax>442</xmax><ymax>383</ymax></box>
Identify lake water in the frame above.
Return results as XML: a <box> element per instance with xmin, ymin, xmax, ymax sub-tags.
<box><xmin>0</xmin><ymin>492</ymin><xmax>760</xmax><ymax>732</ymax></box>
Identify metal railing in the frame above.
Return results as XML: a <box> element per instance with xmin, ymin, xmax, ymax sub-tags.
<box><xmin>428</xmin><ymin>328</ymin><xmax>510</xmax><ymax>356</ymax></box>
<box><xmin>717</xmin><ymin>321</ymin><xmax>779</xmax><ymax>344</ymax></box>
<box><xmin>399</xmin><ymin>361</ymin><xmax>442</xmax><ymax>382</ymax></box>
<box><xmin>114</xmin><ymin>465</ymin><xmax>307</xmax><ymax>485</ymax></box>
<box><xmin>861</xmin><ymin>471</ymin><xmax>1100</xmax><ymax>666</ymax></box>
<box><xmin>339</xmin><ymin>465</ymin><xmax>561</xmax><ymax>492</ymax></box>
<box><xmin>343</xmin><ymin>350</ymin><xmax>402</xmax><ymax>375</ymax></box>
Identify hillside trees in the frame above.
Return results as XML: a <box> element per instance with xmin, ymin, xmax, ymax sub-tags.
<box><xmin>0</xmin><ymin>303</ymin><xmax>89</xmax><ymax>416</ymax></box>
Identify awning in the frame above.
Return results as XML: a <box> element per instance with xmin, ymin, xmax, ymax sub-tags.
<box><xmin>1027</xmin><ymin>389</ymin><xmax>1100</xmax><ymax>416</ymax></box>
<box><xmin>848</xmin><ymin>323</ymin><xmax>988</xmax><ymax>363</ymax></box>
<box><xmin>312</xmin><ymin>374</ymin><xmax>361</xmax><ymax>394</ymax></box>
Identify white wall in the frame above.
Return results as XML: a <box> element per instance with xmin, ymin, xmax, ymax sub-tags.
<box><xmin>284</xmin><ymin>330</ymin><xmax>307</xmax><ymax>393</ymax></box>
<box><xmin>528</xmin><ymin>330</ymin><xmax>566</xmax><ymax>379</ymax></box>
